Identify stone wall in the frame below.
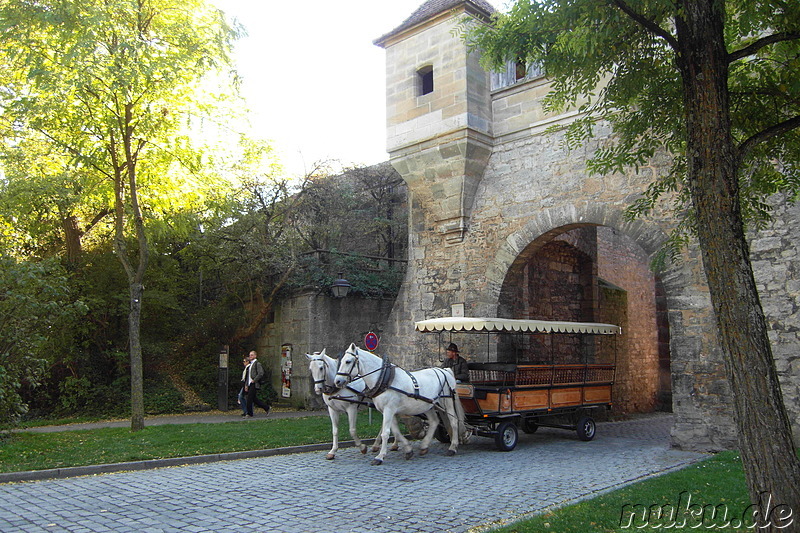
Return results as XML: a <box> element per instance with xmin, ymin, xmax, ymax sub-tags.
<box><xmin>256</xmin><ymin>290</ymin><xmax>395</xmax><ymax>409</ymax></box>
<box><xmin>597</xmin><ymin>227</ymin><xmax>663</xmax><ymax>413</ymax></box>
<box><xmin>749</xmin><ymin>195</ymin><xmax>800</xmax><ymax>443</ymax></box>
<box><xmin>381</xmin><ymin>114</ymin><xmax>742</xmax><ymax>450</ymax></box>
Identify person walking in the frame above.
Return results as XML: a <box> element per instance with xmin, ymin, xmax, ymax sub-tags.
<box><xmin>237</xmin><ymin>356</ymin><xmax>250</xmax><ymax>417</ymax></box>
<box><xmin>244</xmin><ymin>350</ymin><xmax>271</xmax><ymax>417</ymax></box>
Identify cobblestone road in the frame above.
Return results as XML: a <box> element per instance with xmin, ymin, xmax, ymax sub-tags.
<box><xmin>0</xmin><ymin>414</ymin><xmax>705</xmax><ymax>533</ymax></box>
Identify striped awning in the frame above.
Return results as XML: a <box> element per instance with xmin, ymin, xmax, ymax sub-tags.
<box><xmin>414</xmin><ymin>317</ymin><xmax>621</xmax><ymax>335</ymax></box>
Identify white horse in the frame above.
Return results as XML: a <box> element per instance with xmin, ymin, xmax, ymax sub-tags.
<box><xmin>333</xmin><ymin>343</ymin><xmax>467</xmax><ymax>465</ymax></box>
<box><xmin>306</xmin><ymin>349</ymin><xmax>400</xmax><ymax>460</ymax></box>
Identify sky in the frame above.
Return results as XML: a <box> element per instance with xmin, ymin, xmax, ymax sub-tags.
<box><xmin>212</xmin><ymin>0</ymin><xmax>502</xmax><ymax>176</ymax></box>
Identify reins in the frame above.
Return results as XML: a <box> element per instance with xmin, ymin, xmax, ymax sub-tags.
<box><xmin>337</xmin><ymin>348</ymin><xmax>395</xmax><ymax>399</ymax></box>
<box><xmin>328</xmin><ymin>389</ymin><xmax>373</xmax><ymax>407</ymax></box>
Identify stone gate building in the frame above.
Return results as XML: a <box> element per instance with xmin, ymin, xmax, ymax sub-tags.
<box><xmin>368</xmin><ymin>0</ymin><xmax>800</xmax><ymax>452</ymax></box>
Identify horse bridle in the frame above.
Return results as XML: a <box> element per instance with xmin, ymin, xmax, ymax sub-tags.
<box><xmin>335</xmin><ymin>348</ymin><xmax>361</xmax><ymax>383</ymax></box>
<box><xmin>337</xmin><ymin>347</ymin><xmax>399</xmax><ymax>398</ymax></box>
<box><xmin>311</xmin><ymin>357</ymin><xmax>339</xmax><ymax>395</ymax></box>
<box><xmin>336</xmin><ymin>348</ymin><xmax>389</xmax><ymax>383</ymax></box>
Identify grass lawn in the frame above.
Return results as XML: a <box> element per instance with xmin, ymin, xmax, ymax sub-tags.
<box><xmin>490</xmin><ymin>450</ymin><xmax>798</xmax><ymax>532</ymax></box>
<box><xmin>0</xmin><ymin>414</ymin><xmax>383</xmax><ymax>473</ymax></box>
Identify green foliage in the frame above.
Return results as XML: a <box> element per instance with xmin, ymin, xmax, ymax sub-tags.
<box><xmin>57</xmin><ymin>376</ymin><xmax>96</xmax><ymax>414</ymax></box>
<box><xmin>0</xmin><ymin>255</ymin><xmax>86</xmax><ymax>426</ymax></box>
<box><xmin>0</xmin><ymin>0</ymin><xmax>248</xmax><ymax>427</ymax></box>
<box><xmin>295</xmin><ymin>251</ymin><xmax>405</xmax><ymax>298</ymax></box>
<box><xmin>289</xmin><ymin>162</ymin><xmax>408</xmax><ymax>297</ymax></box>
<box><xmin>0</xmin><ymin>0</ymin><xmax>244</xmax><ymax>249</ymax></box>
<box><xmin>143</xmin><ymin>378</ymin><xmax>184</xmax><ymax>415</ymax></box>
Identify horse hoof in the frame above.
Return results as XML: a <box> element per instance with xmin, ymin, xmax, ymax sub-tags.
<box><xmin>325</xmin><ymin>453</ymin><xmax>335</xmax><ymax>460</ymax></box>
<box><xmin>419</xmin><ymin>448</ymin><xmax>429</xmax><ymax>457</ymax></box>
<box><xmin>371</xmin><ymin>459</ymin><xmax>383</xmax><ymax>466</ymax></box>
<box><xmin>390</xmin><ymin>443</ymin><xmax>399</xmax><ymax>452</ymax></box>
<box><xmin>445</xmin><ymin>449</ymin><xmax>456</xmax><ymax>457</ymax></box>
<box><xmin>360</xmin><ymin>446</ymin><xmax>368</xmax><ymax>455</ymax></box>
<box><xmin>404</xmin><ymin>451</ymin><xmax>414</xmax><ymax>460</ymax></box>
<box><xmin>371</xmin><ymin>446</ymin><xmax>380</xmax><ymax>453</ymax></box>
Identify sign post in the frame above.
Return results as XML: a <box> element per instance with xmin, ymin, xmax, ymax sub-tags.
<box><xmin>364</xmin><ymin>332</ymin><xmax>379</xmax><ymax>351</ymax></box>
<box><xmin>218</xmin><ymin>345</ymin><xmax>229</xmax><ymax>411</ymax></box>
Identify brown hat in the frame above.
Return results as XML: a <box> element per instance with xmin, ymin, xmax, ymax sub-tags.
<box><xmin>445</xmin><ymin>342</ymin><xmax>459</xmax><ymax>353</ymax></box>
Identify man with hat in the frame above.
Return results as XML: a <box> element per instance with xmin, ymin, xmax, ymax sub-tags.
<box><xmin>442</xmin><ymin>342</ymin><xmax>470</xmax><ymax>382</ymax></box>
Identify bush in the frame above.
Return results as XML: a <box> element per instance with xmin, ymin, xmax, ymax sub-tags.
<box><xmin>58</xmin><ymin>376</ymin><xmax>96</xmax><ymax>413</ymax></box>
<box><xmin>143</xmin><ymin>378</ymin><xmax>184</xmax><ymax>415</ymax></box>
<box><xmin>0</xmin><ymin>256</ymin><xmax>86</xmax><ymax>427</ymax></box>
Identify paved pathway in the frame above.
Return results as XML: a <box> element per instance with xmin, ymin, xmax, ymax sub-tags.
<box><xmin>0</xmin><ymin>414</ymin><xmax>706</xmax><ymax>533</ymax></box>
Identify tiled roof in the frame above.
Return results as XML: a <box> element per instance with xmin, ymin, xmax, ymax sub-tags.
<box><xmin>374</xmin><ymin>0</ymin><xmax>495</xmax><ymax>47</ymax></box>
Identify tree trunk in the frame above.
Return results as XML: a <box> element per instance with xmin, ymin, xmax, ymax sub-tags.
<box><xmin>61</xmin><ymin>215</ymin><xmax>82</xmax><ymax>266</ymax></box>
<box><xmin>676</xmin><ymin>2</ymin><xmax>800</xmax><ymax>529</ymax></box>
<box><xmin>129</xmin><ymin>282</ymin><xmax>145</xmax><ymax>432</ymax></box>
<box><xmin>110</xmin><ymin>107</ymin><xmax>149</xmax><ymax>433</ymax></box>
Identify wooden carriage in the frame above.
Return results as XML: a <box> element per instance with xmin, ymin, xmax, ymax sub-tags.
<box><xmin>415</xmin><ymin>317</ymin><xmax>621</xmax><ymax>451</ymax></box>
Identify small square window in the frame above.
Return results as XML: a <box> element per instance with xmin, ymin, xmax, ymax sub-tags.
<box><xmin>418</xmin><ymin>65</ymin><xmax>434</xmax><ymax>96</ymax></box>
<box><xmin>515</xmin><ymin>59</ymin><xmax>527</xmax><ymax>81</ymax></box>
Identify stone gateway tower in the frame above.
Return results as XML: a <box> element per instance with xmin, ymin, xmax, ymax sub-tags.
<box><xmin>373</xmin><ymin>0</ymin><xmax>800</xmax><ymax>451</ymax></box>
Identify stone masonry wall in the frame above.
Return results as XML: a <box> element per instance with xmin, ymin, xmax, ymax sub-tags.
<box><xmin>382</xmin><ymin>123</ymin><xmax>740</xmax><ymax>451</ymax></box>
<box><xmin>597</xmin><ymin>226</ymin><xmax>662</xmax><ymax>414</ymax></box>
<box><xmin>748</xmin><ymin>195</ymin><xmax>800</xmax><ymax>443</ymax></box>
<box><xmin>257</xmin><ymin>291</ymin><xmax>395</xmax><ymax>409</ymax></box>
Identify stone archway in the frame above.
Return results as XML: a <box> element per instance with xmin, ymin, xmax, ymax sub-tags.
<box><xmin>481</xmin><ymin>205</ymin><xmax>689</xmax><ymax>416</ymax></box>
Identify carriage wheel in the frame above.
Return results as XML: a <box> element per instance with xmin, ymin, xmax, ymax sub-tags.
<box><xmin>576</xmin><ymin>415</ymin><xmax>596</xmax><ymax>441</ymax></box>
<box><xmin>494</xmin><ymin>421</ymin><xmax>518</xmax><ymax>451</ymax></box>
<box><xmin>434</xmin><ymin>423</ymin><xmax>451</xmax><ymax>444</ymax></box>
<box><xmin>521</xmin><ymin>417</ymin><xmax>539</xmax><ymax>434</ymax></box>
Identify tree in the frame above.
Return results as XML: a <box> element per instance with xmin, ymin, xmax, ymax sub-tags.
<box><xmin>294</xmin><ymin>162</ymin><xmax>407</xmax><ymax>260</ymax></box>
<box><xmin>0</xmin><ymin>135</ymin><xmax>113</xmax><ymax>265</ymax></box>
<box><xmin>0</xmin><ymin>0</ymin><xmax>241</xmax><ymax>430</ymax></box>
<box><xmin>466</xmin><ymin>0</ymin><xmax>800</xmax><ymax>524</ymax></box>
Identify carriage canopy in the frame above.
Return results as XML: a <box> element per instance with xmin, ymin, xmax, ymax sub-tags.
<box><xmin>414</xmin><ymin>317</ymin><xmax>621</xmax><ymax>335</ymax></box>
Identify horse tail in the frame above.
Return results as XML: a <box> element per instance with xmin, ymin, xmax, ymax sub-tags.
<box><xmin>452</xmin><ymin>386</ymin><xmax>467</xmax><ymax>443</ymax></box>
<box><xmin>441</xmin><ymin>371</ymin><xmax>466</xmax><ymax>445</ymax></box>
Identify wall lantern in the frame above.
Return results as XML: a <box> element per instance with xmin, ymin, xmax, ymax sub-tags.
<box><xmin>331</xmin><ymin>272</ymin><xmax>352</xmax><ymax>298</ymax></box>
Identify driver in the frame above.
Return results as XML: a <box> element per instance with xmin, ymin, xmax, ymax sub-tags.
<box><xmin>442</xmin><ymin>342</ymin><xmax>470</xmax><ymax>382</ymax></box>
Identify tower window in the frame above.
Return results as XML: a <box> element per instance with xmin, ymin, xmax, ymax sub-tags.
<box><xmin>418</xmin><ymin>65</ymin><xmax>434</xmax><ymax>96</ymax></box>
<box><xmin>515</xmin><ymin>58</ymin><xmax>527</xmax><ymax>81</ymax></box>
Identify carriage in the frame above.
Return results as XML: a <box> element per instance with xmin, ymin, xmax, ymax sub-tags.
<box><xmin>415</xmin><ymin>316</ymin><xmax>621</xmax><ymax>451</ymax></box>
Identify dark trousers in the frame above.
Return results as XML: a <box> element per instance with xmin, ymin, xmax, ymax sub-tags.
<box><xmin>245</xmin><ymin>385</ymin><xmax>270</xmax><ymax>416</ymax></box>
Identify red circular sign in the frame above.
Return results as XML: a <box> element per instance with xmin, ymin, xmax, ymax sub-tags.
<box><xmin>364</xmin><ymin>332</ymin><xmax>379</xmax><ymax>351</ymax></box>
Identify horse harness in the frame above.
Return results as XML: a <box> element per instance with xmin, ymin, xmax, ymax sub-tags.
<box><xmin>313</xmin><ymin>358</ymin><xmax>372</xmax><ymax>406</ymax></box>
<box><xmin>340</xmin><ymin>349</ymin><xmax>456</xmax><ymax>404</ymax></box>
